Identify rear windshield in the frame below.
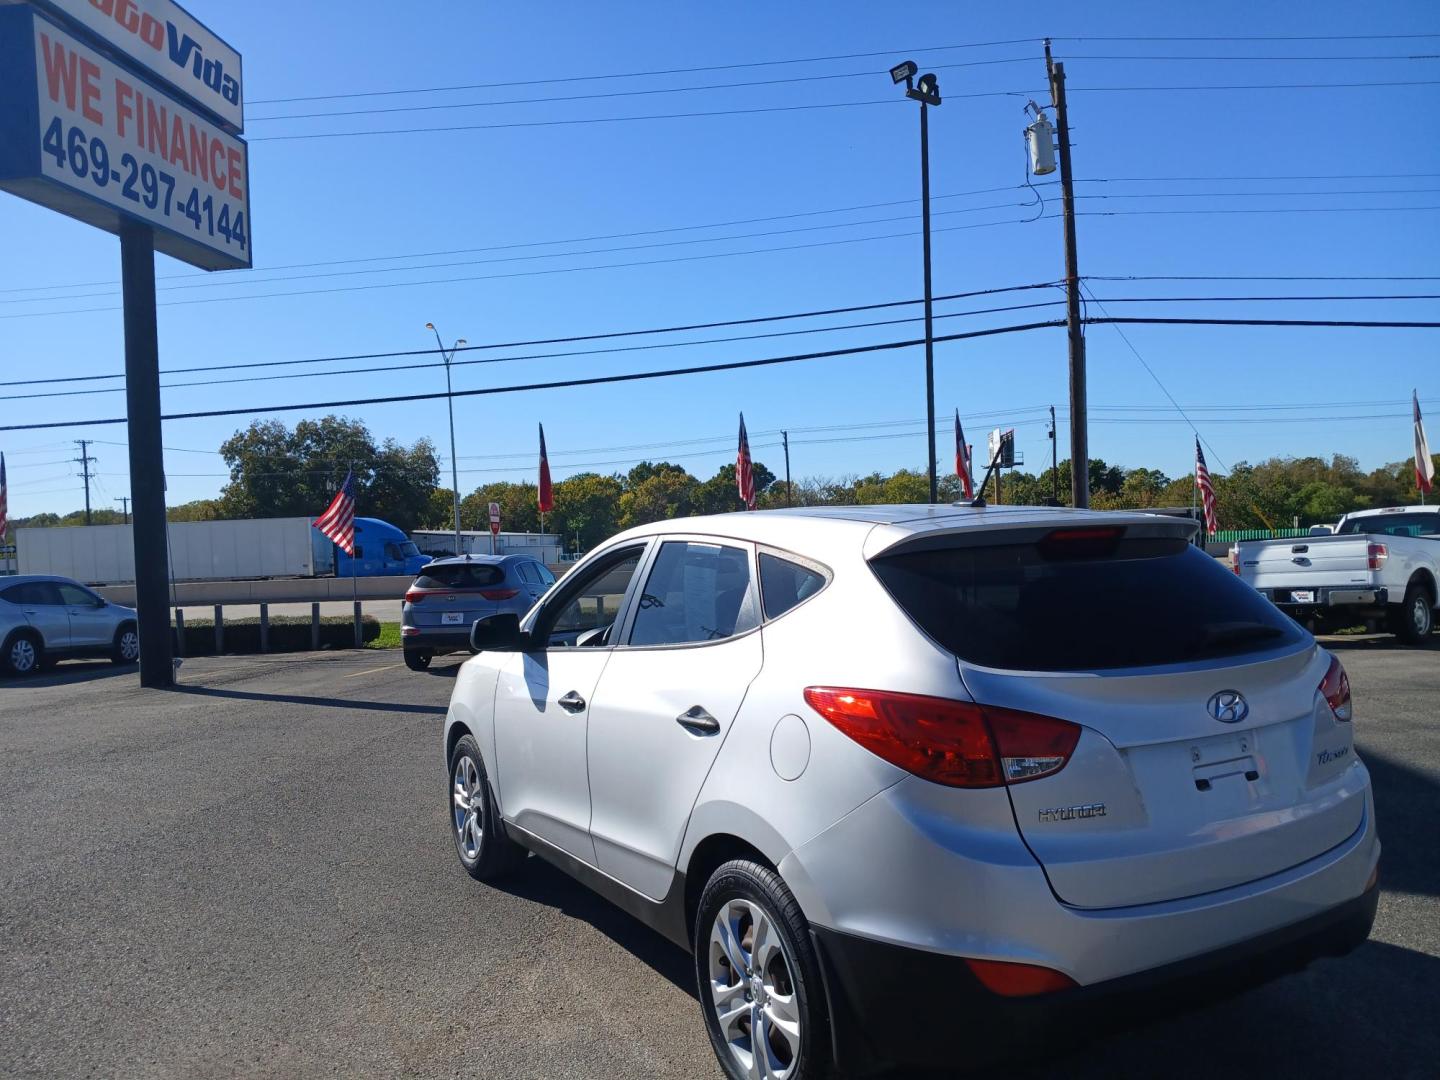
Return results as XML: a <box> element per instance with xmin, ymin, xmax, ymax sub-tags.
<box><xmin>413</xmin><ymin>563</ymin><xmax>504</xmax><ymax>589</ymax></box>
<box><xmin>1336</xmin><ymin>513</ymin><xmax>1440</xmax><ymax>537</ymax></box>
<box><xmin>872</xmin><ymin>533</ymin><xmax>1303</xmax><ymax>671</ymax></box>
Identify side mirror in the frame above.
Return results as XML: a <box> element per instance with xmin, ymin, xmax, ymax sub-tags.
<box><xmin>470</xmin><ymin>612</ymin><xmax>527</xmax><ymax>652</ymax></box>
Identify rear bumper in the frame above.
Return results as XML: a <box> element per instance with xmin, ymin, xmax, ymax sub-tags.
<box><xmin>401</xmin><ymin>627</ymin><xmax>472</xmax><ymax>653</ymax></box>
<box><xmin>1261</xmin><ymin>585</ymin><xmax>1389</xmax><ymax>612</ymax></box>
<box><xmin>813</xmin><ymin>881</ymin><xmax>1378</xmax><ymax>1075</ymax></box>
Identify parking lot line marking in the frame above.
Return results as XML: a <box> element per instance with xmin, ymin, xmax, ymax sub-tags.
<box><xmin>343</xmin><ymin>664</ymin><xmax>400</xmax><ymax>679</ymax></box>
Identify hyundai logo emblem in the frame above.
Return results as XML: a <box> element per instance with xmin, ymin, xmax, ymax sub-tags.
<box><xmin>1207</xmin><ymin>690</ymin><xmax>1249</xmax><ymax>724</ymax></box>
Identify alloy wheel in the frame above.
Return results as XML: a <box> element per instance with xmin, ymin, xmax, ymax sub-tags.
<box><xmin>10</xmin><ymin>638</ymin><xmax>36</xmax><ymax>673</ymax></box>
<box><xmin>120</xmin><ymin>630</ymin><xmax>140</xmax><ymax>662</ymax></box>
<box><xmin>452</xmin><ymin>755</ymin><xmax>484</xmax><ymax>861</ymax></box>
<box><xmin>708</xmin><ymin>898</ymin><xmax>801</xmax><ymax>1079</ymax></box>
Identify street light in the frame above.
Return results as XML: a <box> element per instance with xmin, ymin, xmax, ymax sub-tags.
<box><xmin>425</xmin><ymin>322</ymin><xmax>467</xmax><ymax>554</ymax></box>
<box><xmin>892</xmin><ymin>60</ymin><xmax>941</xmax><ymax>503</ymax></box>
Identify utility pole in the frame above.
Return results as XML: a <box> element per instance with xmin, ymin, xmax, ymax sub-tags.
<box><xmin>115</xmin><ymin>496</ymin><xmax>130</xmax><ymax>524</ymax></box>
<box><xmin>1049</xmin><ymin>405</ymin><xmax>1059</xmax><ymax>505</ymax></box>
<box><xmin>74</xmin><ymin>439</ymin><xmax>97</xmax><ymax>525</ymax></box>
<box><xmin>782</xmin><ymin>430</ymin><xmax>793</xmax><ymax>507</ymax></box>
<box><xmin>1045</xmin><ymin>40</ymin><xmax>1089</xmax><ymax>510</ymax></box>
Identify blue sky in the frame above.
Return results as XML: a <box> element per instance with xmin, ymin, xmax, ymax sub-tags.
<box><xmin>2</xmin><ymin>0</ymin><xmax>1437</xmax><ymax>516</ymax></box>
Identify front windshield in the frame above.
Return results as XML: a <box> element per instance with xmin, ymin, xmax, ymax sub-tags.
<box><xmin>398</xmin><ymin>541</ymin><xmax>421</xmax><ymax>557</ymax></box>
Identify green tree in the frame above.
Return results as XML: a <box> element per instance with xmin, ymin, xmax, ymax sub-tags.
<box><xmin>550</xmin><ymin>472</ymin><xmax>624</xmax><ymax>551</ymax></box>
<box><xmin>619</xmin><ymin>469</ymin><xmax>699</xmax><ymax>529</ymax></box>
<box><xmin>695</xmin><ymin>461</ymin><xmax>777</xmax><ymax>514</ymax></box>
<box><xmin>168</xmin><ymin>499</ymin><xmax>222</xmax><ymax>522</ymax></box>
<box><xmin>460</xmin><ymin>481</ymin><xmax>540</xmax><ymax>533</ymax></box>
<box><xmin>217</xmin><ymin>415</ymin><xmax>438</xmax><ymax>532</ymax></box>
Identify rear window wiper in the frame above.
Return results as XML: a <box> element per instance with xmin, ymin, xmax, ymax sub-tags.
<box><xmin>1195</xmin><ymin>622</ymin><xmax>1287</xmax><ymax>651</ymax></box>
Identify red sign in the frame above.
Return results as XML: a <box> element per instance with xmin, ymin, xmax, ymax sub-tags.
<box><xmin>488</xmin><ymin>501</ymin><xmax>500</xmax><ymax>536</ymax></box>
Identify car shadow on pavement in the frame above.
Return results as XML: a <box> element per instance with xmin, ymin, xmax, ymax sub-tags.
<box><xmin>496</xmin><ymin>854</ymin><xmax>697</xmax><ymax>999</ymax></box>
<box><xmin>1358</xmin><ymin>748</ymin><xmax>1439</xmax><ymax>898</ymax></box>
<box><xmin>165</xmin><ymin>684</ymin><xmax>447</xmax><ymax>716</ymax></box>
<box><xmin>2</xmin><ymin>661</ymin><xmax>134</xmax><ymax>687</ymax></box>
<box><xmin>995</xmin><ymin>939</ymin><xmax>1440</xmax><ymax>1080</ymax></box>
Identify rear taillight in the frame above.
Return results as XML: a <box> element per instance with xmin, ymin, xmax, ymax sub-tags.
<box><xmin>479</xmin><ymin>588</ymin><xmax>521</xmax><ymax>601</ymax></box>
<box><xmin>965</xmin><ymin>957</ymin><xmax>1078</xmax><ymax>997</ymax></box>
<box><xmin>1319</xmin><ymin>655</ymin><xmax>1352</xmax><ymax>721</ymax></box>
<box><xmin>1367</xmin><ymin>542</ymin><xmax>1388</xmax><ymax>570</ymax></box>
<box><xmin>404</xmin><ymin>589</ymin><xmax>426</xmax><ymax>604</ymax></box>
<box><xmin>802</xmin><ymin>687</ymin><xmax>1080</xmax><ymax>788</ymax></box>
<box><xmin>1229</xmin><ymin>545</ymin><xmax>1241</xmax><ymax>575</ymax></box>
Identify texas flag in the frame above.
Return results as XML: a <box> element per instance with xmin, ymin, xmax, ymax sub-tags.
<box><xmin>538</xmin><ymin>423</ymin><xmax>554</xmax><ymax>514</ymax></box>
<box><xmin>1415</xmin><ymin>390</ymin><xmax>1435</xmax><ymax>495</ymax></box>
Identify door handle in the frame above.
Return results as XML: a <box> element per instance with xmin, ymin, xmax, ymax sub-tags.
<box><xmin>557</xmin><ymin>691</ymin><xmax>587</xmax><ymax>713</ymax></box>
<box><xmin>676</xmin><ymin>705</ymin><xmax>720</xmax><ymax>735</ymax></box>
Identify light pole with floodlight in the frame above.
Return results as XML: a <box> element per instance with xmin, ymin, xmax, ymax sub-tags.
<box><xmin>890</xmin><ymin>60</ymin><xmax>941</xmax><ymax>503</ymax></box>
<box><xmin>425</xmin><ymin>323</ymin><xmax>467</xmax><ymax>552</ymax></box>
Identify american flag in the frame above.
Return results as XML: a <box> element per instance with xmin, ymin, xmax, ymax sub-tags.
<box><xmin>737</xmin><ymin>413</ymin><xmax>756</xmax><ymax>510</ymax></box>
<box><xmin>1195</xmin><ymin>438</ymin><xmax>1218</xmax><ymax>536</ymax></box>
<box><xmin>314</xmin><ymin>469</ymin><xmax>357</xmax><ymax>555</ymax></box>
<box><xmin>538</xmin><ymin>423</ymin><xmax>554</xmax><ymax>513</ymax></box>
<box><xmin>1415</xmin><ymin>390</ymin><xmax>1434</xmax><ymax>494</ymax></box>
<box><xmin>954</xmin><ymin>410</ymin><xmax>974</xmax><ymax>500</ymax></box>
<box><xmin>0</xmin><ymin>453</ymin><xmax>8</xmax><ymax>538</ymax></box>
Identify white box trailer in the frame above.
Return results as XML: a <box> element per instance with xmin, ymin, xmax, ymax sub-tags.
<box><xmin>412</xmin><ymin>529</ymin><xmax>563</xmax><ymax>565</ymax></box>
<box><xmin>16</xmin><ymin>518</ymin><xmax>334</xmax><ymax>585</ymax></box>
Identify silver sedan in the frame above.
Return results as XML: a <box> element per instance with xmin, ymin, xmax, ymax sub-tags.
<box><xmin>0</xmin><ymin>575</ymin><xmax>140</xmax><ymax>675</ymax></box>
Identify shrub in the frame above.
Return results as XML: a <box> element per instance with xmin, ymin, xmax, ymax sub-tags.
<box><xmin>174</xmin><ymin>614</ymin><xmax>381</xmax><ymax>656</ymax></box>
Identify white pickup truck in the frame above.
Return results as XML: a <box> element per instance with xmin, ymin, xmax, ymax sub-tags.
<box><xmin>1234</xmin><ymin>505</ymin><xmax>1439</xmax><ymax>644</ymax></box>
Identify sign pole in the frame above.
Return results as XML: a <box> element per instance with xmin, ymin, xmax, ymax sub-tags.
<box><xmin>120</xmin><ymin>219</ymin><xmax>174</xmax><ymax>688</ymax></box>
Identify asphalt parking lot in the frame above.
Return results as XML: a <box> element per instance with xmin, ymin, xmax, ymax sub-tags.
<box><xmin>1</xmin><ymin>640</ymin><xmax>1435</xmax><ymax>1079</ymax></box>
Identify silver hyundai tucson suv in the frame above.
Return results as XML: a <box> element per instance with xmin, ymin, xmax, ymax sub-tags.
<box><xmin>441</xmin><ymin>505</ymin><xmax>1379</xmax><ymax>1078</ymax></box>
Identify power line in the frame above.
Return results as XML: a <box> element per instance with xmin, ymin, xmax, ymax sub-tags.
<box><xmin>7</xmin><ymin>176</ymin><xmax>1434</xmax><ymax>300</ymax></box>
<box><xmin>0</xmin><ymin>197</ymin><xmax>1041</xmax><ymax>306</ymax></box>
<box><xmin>7</xmin><ymin>314</ymin><xmax>1438</xmax><ymax>435</ymax></box>
<box><xmin>0</xmin><ymin>321</ymin><xmax>1069</xmax><ymax>432</ymax></box>
<box><xmin>3</xmin><ymin>299</ymin><xmax>1076</xmax><ymax>401</ymax></box>
<box><xmin>246</xmin><ymin>54</ymin><xmax>1438</xmax><ymax>123</ymax></box>
<box><xmin>8</xmin><ymin>290</ymin><xmax>1434</xmax><ymax>398</ymax></box>
<box><xmin>0</xmin><ymin>214</ymin><xmax>1054</xmax><ymax>322</ymax></box>
<box><xmin>1078</xmin><ymin>205</ymin><xmax>1440</xmax><ymax>217</ymax></box>
<box><xmin>246</xmin><ymin>38</ymin><xmax>1046</xmax><ymax>104</ymax></box>
<box><xmin>0</xmin><ymin>282</ymin><xmax>1061</xmax><ymax>387</ymax></box>
<box><xmin>245</xmin><ymin>82</ymin><xmax>1440</xmax><ymax>143</ymax></box>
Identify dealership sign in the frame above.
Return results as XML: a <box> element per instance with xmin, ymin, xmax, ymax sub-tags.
<box><xmin>0</xmin><ymin>5</ymin><xmax>250</xmax><ymax>269</ymax></box>
<box><xmin>16</xmin><ymin>0</ymin><xmax>243</xmax><ymax>130</ymax></box>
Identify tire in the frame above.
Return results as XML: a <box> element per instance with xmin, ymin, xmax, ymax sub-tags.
<box><xmin>112</xmin><ymin>622</ymin><xmax>140</xmax><ymax>665</ymax></box>
<box><xmin>695</xmin><ymin>859</ymin><xmax>832</xmax><ymax>1080</ymax></box>
<box><xmin>2</xmin><ymin>631</ymin><xmax>42</xmax><ymax>676</ymax></box>
<box><xmin>1388</xmin><ymin>582</ymin><xmax>1435</xmax><ymax>645</ymax></box>
<box><xmin>447</xmin><ymin>734</ymin><xmax>526</xmax><ymax>881</ymax></box>
<box><xmin>404</xmin><ymin>647</ymin><xmax>433</xmax><ymax>671</ymax></box>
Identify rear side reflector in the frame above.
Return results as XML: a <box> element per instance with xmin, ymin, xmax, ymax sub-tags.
<box><xmin>965</xmin><ymin>957</ymin><xmax>1078</xmax><ymax>997</ymax></box>
<box><xmin>479</xmin><ymin>588</ymin><xmax>521</xmax><ymax>601</ymax></box>
<box><xmin>802</xmin><ymin>687</ymin><xmax>1079</xmax><ymax>788</ymax></box>
<box><xmin>1319</xmin><ymin>655</ymin><xmax>1352</xmax><ymax>721</ymax></box>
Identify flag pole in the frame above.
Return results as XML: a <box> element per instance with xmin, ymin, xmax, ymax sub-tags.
<box><xmin>351</xmin><ymin>464</ymin><xmax>360</xmax><ymax>647</ymax></box>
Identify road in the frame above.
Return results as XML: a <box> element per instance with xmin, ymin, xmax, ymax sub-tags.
<box><xmin>0</xmin><ymin>641</ymin><xmax>1435</xmax><ymax>1079</ymax></box>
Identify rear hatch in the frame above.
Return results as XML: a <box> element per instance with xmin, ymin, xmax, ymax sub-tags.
<box><xmin>404</xmin><ymin>561</ymin><xmax>507</xmax><ymax>629</ymax></box>
<box><xmin>1238</xmin><ymin>534</ymin><xmax>1375</xmax><ymax>596</ymax></box>
<box><xmin>871</xmin><ymin>520</ymin><xmax>1366</xmax><ymax>909</ymax></box>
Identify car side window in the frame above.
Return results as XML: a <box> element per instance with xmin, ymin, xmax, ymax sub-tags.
<box><xmin>517</xmin><ymin>562</ymin><xmax>541</xmax><ymax>585</ymax></box>
<box><xmin>57</xmin><ymin>583</ymin><xmax>99</xmax><ymax>607</ymax></box>
<box><xmin>14</xmin><ymin>582</ymin><xmax>64</xmax><ymax>605</ymax></box>
<box><xmin>628</xmin><ymin>541</ymin><xmax>757</xmax><ymax>647</ymax></box>
<box><xmin>384</xmin><ymin>542</ymin><xmax>402</xmax><ymax>560</ymax></box>
<box><xmin>537</xmin><ymin>565</ymin><xmax>556</xmax><ymax>587</ymax></box>
<box><xmin>543</xmin><ymin>549</ymin><xmax>645</xmax><ymax>647</ymax></box>
<box><xmin>1</xmin><ymin>583</ymin><xmax>29</xmax><ymax>604</ymax></box>
<box><xmin>758</xmin><ymin>553</ymin><xmax>828</xmax><ymax>620</ymax></box>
